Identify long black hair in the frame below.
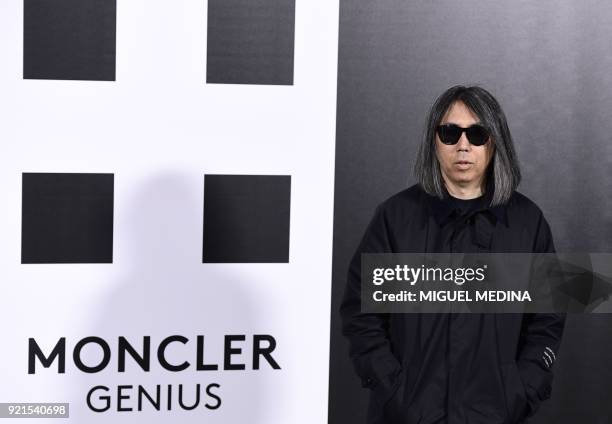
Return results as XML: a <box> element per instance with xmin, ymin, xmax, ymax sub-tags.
<box><xmin>414</xmin><ymin>85</ymin><xmax>521</xmax><ymax>206</ymax></box>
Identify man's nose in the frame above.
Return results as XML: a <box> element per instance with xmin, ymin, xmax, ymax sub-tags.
<box><xmin>456</xmin><ymin>131</ymin><xmax>471</xmax><ymax>151</ymax></box>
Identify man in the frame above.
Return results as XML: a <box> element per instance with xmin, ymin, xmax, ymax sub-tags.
<box><xmin>340</xmin><ymin>85</ymin><xmax>566</xmax><ymax>424</ymax></box>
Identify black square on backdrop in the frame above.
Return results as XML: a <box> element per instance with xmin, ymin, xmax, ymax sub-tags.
<box><xmin>203</xmin><ymin>175</ymin><xmax>291</xmax><ymax>263</ymax></box>
<box><xmin>21</xmin><ymin>173</ymin><xmax>114</xmax><ymax>264</ymax></box>
<box><xmin>206</xmin><ymin>0</ymin><xmax>295</xmax><ymax>85</ymax></box>
<box><xmin>23</xmin><ymin>0</ymin><xmax>117</xmax><ymax>81</ymax></box>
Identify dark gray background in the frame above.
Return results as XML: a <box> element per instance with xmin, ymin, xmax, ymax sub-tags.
<box><xmin>329</xmin><ymin>1</ymin><xmax>612</xmax><ymax>423</ymax></box>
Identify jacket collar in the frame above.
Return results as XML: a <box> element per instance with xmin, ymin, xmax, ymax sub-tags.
<box><xmin>425</xmin><ymin>178</ymin><xmax>509</xmax><ymax>227</ymax></box>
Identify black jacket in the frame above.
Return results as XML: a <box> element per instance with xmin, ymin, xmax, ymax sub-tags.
<box><xmin>340</xmin><ymin>183</ymin><xmax>566</xmax><ymax>424</ymax></box>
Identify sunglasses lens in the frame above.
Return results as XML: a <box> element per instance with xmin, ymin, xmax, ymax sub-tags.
<box><xmin>437</xmin><ymin>124</ymin><xmax>462</xmax><ymax>145</ymax></box>
<box><xmin>466</xmin><ymin>125</ymin><xmax>489</xmax><ymax>146</ymax></box>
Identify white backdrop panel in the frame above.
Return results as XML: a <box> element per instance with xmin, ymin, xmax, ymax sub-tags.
<box><xmin>0</xmin><ymin>0</ymin><xmax>339</xmax><ymax>423</ymax></box>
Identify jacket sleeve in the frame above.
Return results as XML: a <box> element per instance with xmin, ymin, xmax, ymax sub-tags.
<box><xmin>339</xmin><ymin>204</ymin><xmax>402</xmax><ymax>394</ymax></box>
<box><xmin>517</xmin><ymin>211</ymin><xmax>566</xmax><ymax>417</ymax></box>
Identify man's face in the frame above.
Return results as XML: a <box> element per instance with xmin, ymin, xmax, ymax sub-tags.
<box><xmin>435</xmin><ymin>101</ymin><xmax>494</xmax><ymax>189</ymax></box>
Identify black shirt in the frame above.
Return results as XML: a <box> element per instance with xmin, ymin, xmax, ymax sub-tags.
<box><xmin>450</xmin><ymin>193</ymin><xmax>484</xmax><ymax>218</ymax></box>
<box><xmin>340</xmin><ymin>181</ymin><xmax>566</xmax><ymax>424</ymax></box>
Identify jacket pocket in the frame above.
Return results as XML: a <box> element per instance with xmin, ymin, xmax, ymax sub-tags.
<box><xmin>381</xmin><ymin>365</ymin><xmax>426</xmax><ymax>424</ymax></box>
<box><xmin>371</xmin><ymin>366</ymin><xmax>403</xmax><ymax>411</ymax></box>
<box><xmin>516</xmin><ymin>359</ymin><xmax>554</xmax><ymax>418</ymax></box>
<box><xmin>501</xmin><ymin>362</ymin><xmax>529</xmax><ymax>424</ymax></box>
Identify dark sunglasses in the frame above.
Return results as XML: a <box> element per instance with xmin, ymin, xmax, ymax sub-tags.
<box><xmin>436</xmin><ymin>123</ymin><xmax>490</xmax><ymax>146</ymax></box>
